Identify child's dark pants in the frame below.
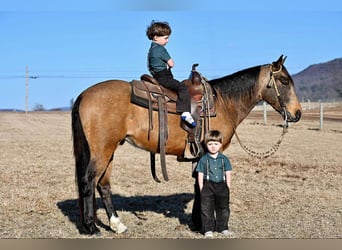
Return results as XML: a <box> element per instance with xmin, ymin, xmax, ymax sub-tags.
<box><xmin>200</xmin><ymin>180</ymin><xmax>230</xmax><ymax>233</ymax></box>
<box><xmin>153</xmin><ymin>69</ymin><xmax>191</xmax><ymax>113</ymax></box>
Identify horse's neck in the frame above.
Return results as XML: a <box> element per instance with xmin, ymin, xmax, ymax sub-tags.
<box><xmin>212</xmin><ymin>64</ymin><xmax>268</xmax><ymax>147</ymax></box>
<box><xmin>230</xmin><ymin>67</ymin><xmax>268</xmax><ymax>123</ymax></box>
<box><xmin>215</xmin><ymin>98</ymin><xmax>258</xmax><ymax>152</ymax></box>
<box><xmin>227</xmin><ymin>96</ymin><xmax>260</xmax><ymax>125</ymax></box>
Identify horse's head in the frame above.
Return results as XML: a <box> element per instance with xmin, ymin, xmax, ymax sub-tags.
<box><xmin>261</xmin><ymin>55</ymin><xmax>302</xmax><ymax>123</ymax></box>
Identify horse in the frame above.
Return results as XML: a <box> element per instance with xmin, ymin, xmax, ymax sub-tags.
<box><xmin>71</xmin><ymin>55</ymin><xmax>302</xmax><ymax>235</ymax></box>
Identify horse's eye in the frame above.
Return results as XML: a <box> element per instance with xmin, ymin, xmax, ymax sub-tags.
<box><xmin>280</xmin><ymin>77</ymin><xmax>289</xmax><ymax>85</ymax></box>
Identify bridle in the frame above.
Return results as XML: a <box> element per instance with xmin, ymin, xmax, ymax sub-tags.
<box><xmin>267</xmin><ymin>64</ymin><xmax>289</xmax><ymax>129</ymax></box>
<box><xmin>233</xmin><ymin>64</ymin><xmax>289</xmax><ymax>159</ymax></box>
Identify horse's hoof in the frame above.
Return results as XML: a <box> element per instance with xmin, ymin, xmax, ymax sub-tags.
<box><xmin>116</xmin><ymin>222</ymin><xmax>128</xmax><ymax>234</ymax></box>
<box><xmin>80</xmin><ymin>223</ymin><xmax>101</xmax><ymax>235</ymax></box>
<box><xmin>110</xmin><ymin>216</ymin><xmax>128</xmax><ymax>234</ymax></box>
<box><xmin>110</xmin><ymin>221</ymin><xmax>128</xmax><ymax>234</ymax></box>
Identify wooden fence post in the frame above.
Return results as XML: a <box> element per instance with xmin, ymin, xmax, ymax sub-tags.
<box><xmin>263</xmin><ymin>101</ymin><xmax>267</xmax><ymax>125</ymax></box>
<box><xmin>319</xmin><ymin>101</ymin><xmax>324</xmax><ymax>130</ymax></box>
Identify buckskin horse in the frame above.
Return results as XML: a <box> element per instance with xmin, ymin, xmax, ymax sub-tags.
<box><xmin>71</xmin><ymin>55</ymin><xmax>302</xmax><ymax>235</ymax></box>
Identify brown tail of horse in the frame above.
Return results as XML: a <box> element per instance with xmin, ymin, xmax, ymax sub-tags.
<box><xmin>71</xmin><ymin>94</ymin><xmax>91</xmax><ymax>223</ymax></box>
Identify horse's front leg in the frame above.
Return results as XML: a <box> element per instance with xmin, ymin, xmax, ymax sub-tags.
<box><xmin>97</xmin><ymin>160</ymin><xmax>127</xmax><ymax>234</ymax></box>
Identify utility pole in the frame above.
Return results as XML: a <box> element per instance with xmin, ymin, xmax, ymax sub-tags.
<box><xmin>319</xmin><ymin>101</ymin><xmax>324</xmax><ymax>130</ymax></box>
<box><xmin>25</xmin><ymin>65</ymin><xmax>29</xmax><ymax>115</ymax></box>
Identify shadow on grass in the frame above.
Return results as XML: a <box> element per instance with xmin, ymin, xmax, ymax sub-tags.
<box><xmin>56</xmin><ymin>192</ymin><xmax>195</xmax><ymax>234</ymax></box>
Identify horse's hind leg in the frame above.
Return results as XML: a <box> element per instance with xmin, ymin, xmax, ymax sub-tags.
<box><xmin>97</xmin><ymin>159</ymin><xmax>127</xmax><ymax>233</ymax></box>
<box><xmin>78</xmin><ymin>160</ymin><xmax>101</xmax><ymax>235</ymax></box>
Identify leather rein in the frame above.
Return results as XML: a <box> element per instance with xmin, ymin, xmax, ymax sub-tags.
<box><xmin>233</xmin><ymin>65</ymin><xmax>288</xmax><ymax>159</ymax></box>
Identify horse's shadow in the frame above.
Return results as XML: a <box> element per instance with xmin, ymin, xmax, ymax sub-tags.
<box><xmin>56</xmin><ymin>192</ymin><xmax>196</xmax><ymax>234</ymax></box>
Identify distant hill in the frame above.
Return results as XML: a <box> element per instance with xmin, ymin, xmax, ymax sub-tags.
<box><xmin>292</xmin><ymin>58</ymin><xmax>342</xmax><ymax>102</ymax></box>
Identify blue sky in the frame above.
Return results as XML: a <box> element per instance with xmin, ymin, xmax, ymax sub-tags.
<box><xmin>1</xmin><ymin>1</ymin><xmax>342</xmax><ymax>110</ymax></box>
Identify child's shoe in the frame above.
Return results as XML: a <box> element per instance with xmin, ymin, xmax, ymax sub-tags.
<box><xmin>181</xmin><ymin>112</ymin><xmax>197</xmax><ymax>127</ymax></box>
<box><xmin>221</xmin><ymin>229</ymin><xmax>234</xmax><ymax>236</ymax></box>
<box><xmin>204</xmin><ymin>231</ymin><xmax>214</xmax><ymax>238</ymax></box>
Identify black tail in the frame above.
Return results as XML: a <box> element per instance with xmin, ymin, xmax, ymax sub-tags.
<box><xmin>71</xmin><ymin>94</ymin><xmax>90</xmax><ymax>217</ymax></box>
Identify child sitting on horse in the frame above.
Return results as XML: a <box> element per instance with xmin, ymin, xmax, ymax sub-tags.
<box><xmin>146</xmin><ymin>20</ymin><xmax>196</xmax><ymax>127</ymax></box>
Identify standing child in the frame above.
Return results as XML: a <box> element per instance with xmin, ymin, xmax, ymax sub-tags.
<box><xmin>195</xmin><ymin>130</ymin><xmax>233</xmax><ymax>238</ymax></box>
<box><xmin>146</xmin><ymin>20</ymin><xmax>196</xmax><ymax>127</ymax></box>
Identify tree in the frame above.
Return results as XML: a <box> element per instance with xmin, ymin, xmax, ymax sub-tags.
<box><xmin>33</xmin><ymin>103</ymin><xmax>45</xmax><ymax>111</ymax></box>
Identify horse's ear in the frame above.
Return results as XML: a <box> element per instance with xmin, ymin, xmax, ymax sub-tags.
<box><xmin>272</xmin><ymin>55</ymin><xmax>287</xmax><ymax>70</ymax></box>
<box><xmin>281</xmin><ymin>55</ymin><xmax>287</xmax><ymax>65</ymax></box>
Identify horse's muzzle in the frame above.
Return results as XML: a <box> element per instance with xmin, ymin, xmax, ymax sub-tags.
<box><xmin>284</xmin><ymin>109</ymin><xmax>301</xmax><ymax>122</ymax></box>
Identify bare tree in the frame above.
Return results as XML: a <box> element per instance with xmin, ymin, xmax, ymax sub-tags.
<box><xmin>33</xmin><ymin>103</ymin><xmax>45</xmax><ymax>111</ymax></box>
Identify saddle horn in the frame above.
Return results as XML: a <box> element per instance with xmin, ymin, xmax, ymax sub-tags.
<box><xmin>192</xmin><ymin>63</ymin><xmax>199</xmax><ymax>71</ymax></box>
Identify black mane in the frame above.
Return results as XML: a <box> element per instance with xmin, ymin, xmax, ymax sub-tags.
<box><xmin>209</xmin><ymin>65</ymin><xmax>262</xmax><ymax>100</ymax></box>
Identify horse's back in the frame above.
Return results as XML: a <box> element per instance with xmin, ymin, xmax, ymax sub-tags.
<box><xmin>77</xmin><ymin>80</ymin><xmax>131</xmax><ymax>112</ymax></box>
<box><xmin>81</xmin><ymin>79</ymin><xmax>131</xmax><ymax>100</ymax></box>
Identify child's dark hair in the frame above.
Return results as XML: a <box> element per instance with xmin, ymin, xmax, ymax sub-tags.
<box><xmin>146</xmin><ymin>21</ymin><xmax>172</xmax><ymax>40</ymax></box>
<box><xmin>204</xmin><ymin>130</ymin><xmax>223</xmax><ymax>144</ymax></box>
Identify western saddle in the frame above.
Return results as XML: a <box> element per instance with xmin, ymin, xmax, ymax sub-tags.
<box><xmin>130</xmin><ymin>64</ymin><xmax>216</xmax><ymax>179</ymax></box>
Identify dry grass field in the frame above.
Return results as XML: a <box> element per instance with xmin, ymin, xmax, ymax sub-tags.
<box><xmin>0</xmin><ymin>103</ymin><xmax>341</xmax><ymax>239</ymax></box>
